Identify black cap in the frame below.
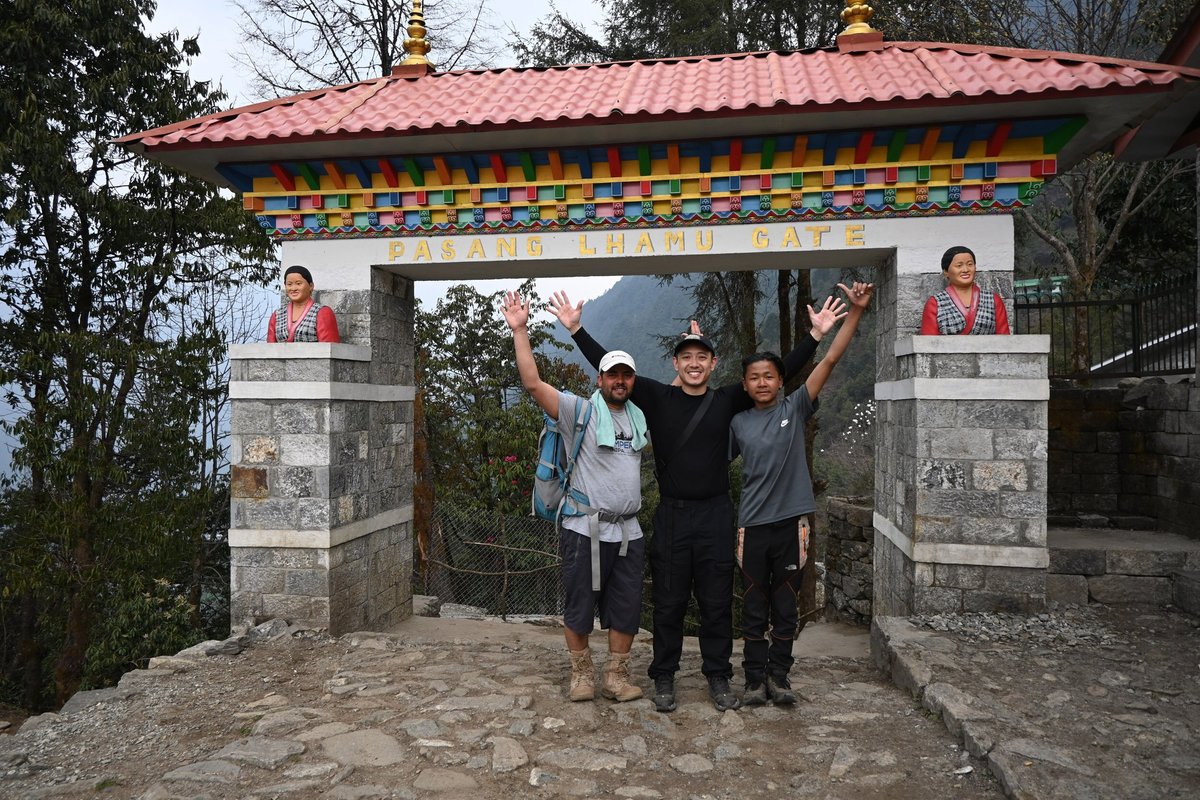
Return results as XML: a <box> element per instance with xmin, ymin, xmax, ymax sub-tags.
<box><xmin>673</xmin><ymin>333</ymin><xmax>715</xmax><ymax>357</ymax></box>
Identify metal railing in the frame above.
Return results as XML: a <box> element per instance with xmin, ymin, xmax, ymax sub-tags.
<box><xmin>1013</xmin><ymin>275</ymin><xmax>1197</xmax><ymax>379</ymax></box>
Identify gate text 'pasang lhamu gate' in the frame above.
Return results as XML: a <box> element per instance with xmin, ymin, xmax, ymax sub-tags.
<box><xmin>120</xmin><ymin>2</ymin><xmax>1200</xmax><ymax>632</ymax></box>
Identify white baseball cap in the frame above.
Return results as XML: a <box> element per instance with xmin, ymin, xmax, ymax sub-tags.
<box><xmin>599</xmin><ymin>350</ymin><xmax>637</xmax><ymax>373</ymax></box>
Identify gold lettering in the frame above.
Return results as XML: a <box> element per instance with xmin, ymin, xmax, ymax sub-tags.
<box><xmin>526</xmin><ymin>237</ymin><xmax>543</xmax><ymax>256</ymax></box>
<box><xmin>751</xmin><ymin>227</ymin><xmax>769</xmax><ymax>249</ymax></box>
<box><xmin>497</xmin><ymin>238</ymin><xmax>516</xmax><ymax>258</ymax></box>
<box><xmin>635</xmin><ymin>232</ymin><xmax>654</xmax><ymax>254</ymax></box>
<box><xmin>606</xmin><ymin>233</ymin><xmax>624</xmax><ymax>254</ymax></box>
<box><xmin>845</xmin><ymin>224</ymin><xmax>865</xmax><ymax>247</ymax></box>
<box><xmin>805</xmin><ymin>225</ymin><xmax>831</xmax><ymax>248</ymax></box>
<box><xmin>467</xmin><ymin>239</ymin><xmax>486</xmax><ymax>259</ymax></box>
<box><xmin>781</xmin><ymin>227</ymin><xmax>801</xmax><ymax>249</ymax></box>
<box><xmin>579</xmin><ymin>235</ymin><xmax>596</xmax><ymax>256</ymax></box>
<box><xmin>440</xmin><ymin>240</ymin><xmax>456</xmax><ymax>261</ymax></box>
<box><xmin>695</xmin><ymin>230</ymin><xmax>713</xmax><ymax>251</ymax></box>
<box><xmin>388</xmin><ymin>241</ymin><xmax>405</xmax><ymax>261</ymax></box>
<box><xmin>665</xmin><ymin>231</ymin><xmax>684</xmax><ymax>252</ymax></box>
<box><xmin>413</xmin><ymin>241</ymin><xmax>432</xmax><ymax>261</ymax></box>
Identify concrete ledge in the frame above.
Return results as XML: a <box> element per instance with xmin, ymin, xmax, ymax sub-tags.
<box><xmin>895</xmin><ymin>335</ymin><xmax>1050</xmax><ymax>357</ymax></box>
<box><xmin>230</xmin><ymin>343</ymin><xmax>372</xmax><ymax>361</ymax></box>
<box><xmin>229</xmin><ymin>381</ymin><xmax>416</xmax><ymax>402</ymax></box>
<box><xmin>1087</xmin><ymin>574</ymin><xmax>1172</xmax><ymax>605</ymax></box>
<box><xmin>875</xmin><ymin>513</ymin><xmax>1049</xmax><ymax>568</ymax></box>
<box><xmin>875</xmin><ymin>378</ymin><xmax>1049</xmax><ymax>401</ymax></box>
<box><xmin>1046</xmin><ymin>574</ymin><xmax>1089</xmax><ymax>606</ymax></box>
<box><xmin>229</xmin><ymin>504</ymin><xmax>414</xmax><ymax>549</ymax></box>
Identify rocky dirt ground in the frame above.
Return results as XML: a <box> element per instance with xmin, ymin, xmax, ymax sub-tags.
<box><xmin>3</xmin><ymin>604</ymin><xmax>1197</xmax><ymax>800</ymax></box>
<box><xmin>878</xmin><ymin>604</ymin><xmax>1200</xmax><ymax>800</ymax></box>
<box><xmin>0</xmin><ymin>616</ymin><xmax>1005</xmax><ymax>800</ymax></box>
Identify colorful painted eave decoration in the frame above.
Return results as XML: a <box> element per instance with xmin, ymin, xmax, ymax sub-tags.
<box><xmin>232</xmin><ymin>117</ymin><xmax>1081</xmax><ymax>239</ymax></box>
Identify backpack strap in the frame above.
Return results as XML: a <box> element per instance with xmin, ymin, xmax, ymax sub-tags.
<box><xmin>555</xmin><ymin>402</ymin><xmax>606</xmax><ymax>591</ymax></box>
<box><xmin>559</xmin><ymin>400</ymin><xmax>592</xmax><ymax>495</ymax></box>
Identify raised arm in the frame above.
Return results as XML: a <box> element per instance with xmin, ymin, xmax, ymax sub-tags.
<box><xmin>805</xmin><ymin>282</ymin><xmax>874</xmax><ymax>400</ymax></box>
<box><xmin>502</xmin><ymin>292</ymin><xmax>559</xmax><ymax>418</ymax></box>
<box><xmin>781</xmin><ymin>294</ymin><xmax>849</xmax><ymax>380</ymax></box>
<box><xmin>550</xmin><ymin>290</ymin><xmax>606</xmax><ymax>371</ymax></box>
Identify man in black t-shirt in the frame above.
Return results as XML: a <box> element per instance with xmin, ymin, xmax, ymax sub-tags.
<box><xmin>550</xmin><ymin>291</ymin><xmax>845</xmax><ymax>712</ymax></box>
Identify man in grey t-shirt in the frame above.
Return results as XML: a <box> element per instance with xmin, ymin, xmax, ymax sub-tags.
<box><xmin>729</xmin><ymin>281</ymin><xmax>873</xmax><ymax>706</ymax></box>
<box><xmin>502</xmin><ymin>291</ymin><xmax>649</xmax><ymax>705</ymax></box>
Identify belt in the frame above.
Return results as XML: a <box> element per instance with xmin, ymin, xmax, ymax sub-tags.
<box><xmin>585</xmin><ymin>509</ymin><xmax>637</xmax><ymax>592</ymax></box>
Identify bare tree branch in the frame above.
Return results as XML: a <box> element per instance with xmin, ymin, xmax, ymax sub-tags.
<box><xmin>233</xmin><ymin>0</ymin><xmax>503</xmax><ymax>99</ymax></box>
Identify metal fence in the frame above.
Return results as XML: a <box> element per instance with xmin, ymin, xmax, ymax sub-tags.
<box><xmin>1013</xmin><ymin>275</ymin><xmax>1196</xmax><ymax>379</ymax></box>
<box><xmin>416</xmin><ymin>508</ymin><xmax>565</xmax><ymax>618</ymax></box>
<box><xmin>413</xmin><ymin>506</ymin><xmax>826</xmax><ymax>636</ymax></box>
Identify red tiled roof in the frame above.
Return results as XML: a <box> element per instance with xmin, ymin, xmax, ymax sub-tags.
<box><xmin>120</xmin><ymin>42</ymin><xmax>1200</xmax><ymax>151</ymax></box>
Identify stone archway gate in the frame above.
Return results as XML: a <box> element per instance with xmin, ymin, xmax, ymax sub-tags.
<box><xmin>119</xmin><ymin>9</ymin><xmax>1200</xmax><ymax>634</ymax></box>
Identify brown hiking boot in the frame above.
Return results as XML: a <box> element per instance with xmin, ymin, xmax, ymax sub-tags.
<box><xmin>567</xmin><ymin>648</ymin><xmax>595</xmax><ymax>701</ymax></box>
<box><xmin>600</xmin><ymin>651</ymin><xmax>643</xmax><ymax>702</ymax></box>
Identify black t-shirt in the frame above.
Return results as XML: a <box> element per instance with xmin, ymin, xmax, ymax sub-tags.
<box><xmin>571</xmin><ymin>328</ymin><xmax>820</xmax><ymax>501</ymax></box>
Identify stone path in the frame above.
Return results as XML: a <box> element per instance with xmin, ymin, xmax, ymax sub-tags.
<box><xmin>875</xmin><ymin>606</ymin><xmax>1200</xmax><ymax>800</ymax></box>
<box><xmin>0</xmin><ymin>616</ymin><xmax>1003</xmax><ymax>799</ymax></box>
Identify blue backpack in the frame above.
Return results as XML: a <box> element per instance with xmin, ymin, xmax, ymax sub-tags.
<box><xmin>532</xmin><ymin>401</ymin><xmax>593</xmax><ymax>522</ymax></box>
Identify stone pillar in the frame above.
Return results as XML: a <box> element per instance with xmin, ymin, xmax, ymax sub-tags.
<box><xmin>873</xmin><ymin>335</ymin><xmax>1050</xmax><ymax>614</ymax></box>
<box><xmin>227</xmin><ymin>269</ymin><xmax>414</xmax><ymax>634</ymax></box>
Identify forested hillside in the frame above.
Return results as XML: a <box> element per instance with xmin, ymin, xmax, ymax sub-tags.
<box><xmin>548</xmin><ymin>275</ymin><xmax>695</xmax><ymax>382</ymax></box>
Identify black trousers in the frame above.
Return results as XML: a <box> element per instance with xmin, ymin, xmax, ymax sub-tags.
<box><xmin>648</xmin><ymin>495</ymin><xmax>735</xmax><ymax>680</ymax></box>
<box><xmin>738</xmin><ymin>515</ymin><xmax>809</xmax><ymax>682</ymax></box>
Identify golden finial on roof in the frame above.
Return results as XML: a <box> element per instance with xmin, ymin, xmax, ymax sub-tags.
<box><xmin>400</xmin><ymin>0</ymin><xmax>436</xmax><ymax>69</ymax></box>
<box><xmin>840</xmin><ymin>1</ymin><xmax>878</xmax><ymax>36</ymax></box>
<box><xmin>837</xmin><ymin>0</ymin><xmax>884</xmax><ymax>51</ymax></box>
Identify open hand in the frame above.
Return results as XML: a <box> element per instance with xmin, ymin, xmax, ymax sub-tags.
<box><xmin>501</xmin><ymin>291</ymin><xmax>531</xmax><ymax>331</ymax></box>
<box><xmin>549</xmin><ymin>291</ymin><xmax>583</xmax><ymax>333</ymax></box>
<box><xmin>807</xmin><ymin>295</ymin><xmax>849</xmax><ymax>338</ymax></box>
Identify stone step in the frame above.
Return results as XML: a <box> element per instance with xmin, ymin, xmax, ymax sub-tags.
<box><xmin>1047</xmin><ymin>527</ymin><xmax>1200</xmax><ymax>607</ymax></box>
<box><xmin>1173</xmin><ymin>571</ymin><xmax>1200</xmax><ymax>615</ymax></box>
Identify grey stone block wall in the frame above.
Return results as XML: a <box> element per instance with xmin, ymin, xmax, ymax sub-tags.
<box><xmin>824</xmin><ymin>496</ymin><xmax>874</xmax><ymax>626</ymax></box>
<box><xmin>1048</xmin><ymin>379</ymin><xmax>1200</xmax><ymax>537</ymax></box>
<box><xmin>329</xmin><ymin>522</ymin><xmax>413</xmax><ymax>633</ymax></box>
<box><xmin>229</xmin><ymin>268</ymin><xmax>415</xmax><ymax>635</ymax></box>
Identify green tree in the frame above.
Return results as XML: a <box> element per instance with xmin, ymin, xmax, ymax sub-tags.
<box><xmin>0</xmin><ymin>0</ymin><xmax>274</xmax><ymax>709</ymax></box>
<box><xmin>415</xmin><ymin>281</ymin><xmax>589</xmax><ymax>512</ymax></box>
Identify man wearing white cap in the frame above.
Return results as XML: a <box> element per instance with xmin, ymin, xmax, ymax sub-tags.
<box><xmin>502</xmin><ymin>291</ymin><xmax>649</xmax><ymax>704</ymax></box>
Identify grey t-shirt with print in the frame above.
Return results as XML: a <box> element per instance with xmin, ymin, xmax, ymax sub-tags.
<box><xmin>729</xmin><ymin>386</ymin><xmax>819</xmax><ymax>528</ymax></box>
<box><xmin>557</xmin><ymin>392</ymin><xmax>644</xmax><ymax>544</ymax></box>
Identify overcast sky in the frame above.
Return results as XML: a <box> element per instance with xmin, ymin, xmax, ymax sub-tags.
<box><xmin>146</xmin><ymin>0</ymin><xmax>622</xmax><ymax>310</ymax></box>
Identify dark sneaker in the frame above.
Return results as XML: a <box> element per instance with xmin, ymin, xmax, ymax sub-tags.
<box><xmin>742</xmin><ymin>680</ymin><xmax>767</xmax><ymax>706</ymax></box>
<box><xmin>766</xmin><ymin>673</ymin><xmax>797</xmax><ymax>705</ymax></box>
<box><xmin>708</xmin><ymin>675</ymin><xmax>742</xmax><ymax>711</ymax></box>
<box><xmin>653</xmin><ymin>675</ymin><xmax>677</xmax><ymax>713</ymax></box>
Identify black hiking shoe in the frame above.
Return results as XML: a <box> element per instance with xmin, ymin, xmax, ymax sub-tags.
<box><xmin>766</xmin><ymin>673</ymin><xmax>797</xmax><ymax>705</ymax></box>
<box><xmin>742</xmin><ymin>680</ymin><xmax>767</xmax><ymax>706</ymax></box>
<box><xmin>653</xmin><ymin>675</ymin><xmax>677</xmax><ymax>713</ymax></box>
<box><xmin>708</xmin><ymin>675</ymin><xmax>742</xmax><ymax>711</ymax></box>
